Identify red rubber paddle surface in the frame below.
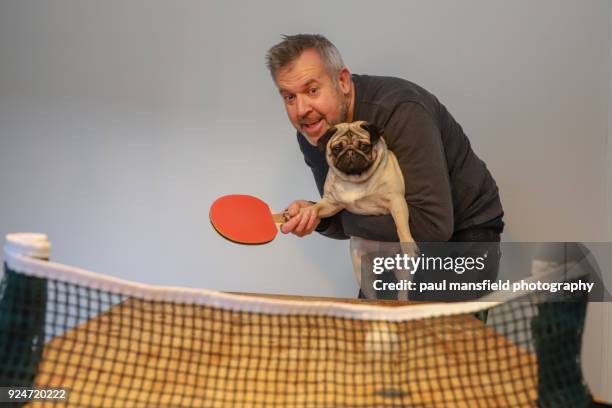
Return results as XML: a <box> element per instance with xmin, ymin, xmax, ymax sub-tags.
<box><xmin>209</xmin><ymin>194</ymin><xmax>279</xmax><ymax>244</ymax></box>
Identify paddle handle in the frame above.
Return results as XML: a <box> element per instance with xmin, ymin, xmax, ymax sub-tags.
<box><xmin>272</xmin><ymin>212</ymin><xmax>290</xmax><ymax>225</ymax></box>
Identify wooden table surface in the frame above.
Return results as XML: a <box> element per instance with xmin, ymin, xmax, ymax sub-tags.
<box><xmin>29</xmin><ymin>293</ymin><xmax>537</xmax><ymax>407</ymax></box>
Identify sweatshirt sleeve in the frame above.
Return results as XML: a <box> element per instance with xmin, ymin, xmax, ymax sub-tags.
<box><xmin>338</xmin><ymin>102</ymin><xmax>454</xmax><ymax>242</ymax></box>
<box><xmin>296</xmin><ymin>100</ymin><xmax>454</xmax><ymax>242</ymax></box>
<box><xmin>384</xmin><ymin>102</ymin><xmax>454</xmax><ymax>241</ymax></box>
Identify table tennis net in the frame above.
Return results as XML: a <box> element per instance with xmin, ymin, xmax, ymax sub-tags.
<box><xmin>0</xmin><ymin>246</ymin><xmax>597</xmax><ymax>407</ymax></box>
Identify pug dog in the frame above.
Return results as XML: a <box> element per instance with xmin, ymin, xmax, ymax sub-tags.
<box><xmin>303</xmin><ymin>120</ymin><xmax>414</xmax><ymax>244</ymax></box>
<box><xmin>302</xmin><ymin>121</ymin><xmax>416</xmax><ymax>300</ymax></box>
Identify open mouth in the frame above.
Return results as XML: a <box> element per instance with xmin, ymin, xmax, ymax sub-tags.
<box><xmin>302</xmin><ymin>118</ymin><xmax>324</xmax><ymax>134</ymax></box>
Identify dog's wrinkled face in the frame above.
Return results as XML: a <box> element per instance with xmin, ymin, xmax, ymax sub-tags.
<box><xmin>317</xmin><ymin>121</ymin><xmax>383</xmax><ymax>175</ymax></box>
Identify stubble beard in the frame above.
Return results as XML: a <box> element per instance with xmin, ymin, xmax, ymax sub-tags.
<box><xmin>332</xmin><ymin>82</ymin><xmax>350</xmax><ymax>126</ymax></box>
<box><xmin>314</xmin><ymin>97</ymin><xmax>348</xmax><ymax>146</ymax></box>
<box><xmin>334</xmin><ymin>97</ymin><xmax>349</xmax><ymax>126</ymax></box>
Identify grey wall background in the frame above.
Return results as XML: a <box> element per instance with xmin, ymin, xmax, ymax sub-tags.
<box><xmin>605</xmin><ymin>1</ymin><xmax>612</xmax><ymax>395</ymax></box>
<box><xmin>0</xmin><ymin>0</ymin><xmax>610</xmax><ymax>400</ymax></box>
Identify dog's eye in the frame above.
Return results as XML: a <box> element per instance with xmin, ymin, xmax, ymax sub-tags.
<box><xmin>360</xmin><ymin>142</ymin><xmax>372</xmax><ymax>152</ymax></box>
<box><xmin>332</xmin><ymin>145</ymin><xmax>343</xmax><ymax>155</ymax></box>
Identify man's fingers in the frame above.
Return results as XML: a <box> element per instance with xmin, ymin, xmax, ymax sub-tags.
<box><xmin>280</xmin><ymin>213</ymin><xmax>301</xmax><ymax>234</ymax></box>
<box><xmin>305</xmin><ymin>211</ymin><xmax>320</xmax><ymax>232</ymax></box>
<box><xmin>286</xmin><ymin>202</ymin><xmax>299</xmax><ymax>217</ymax></box>
<box><xmin>295</xmin><ymin>209</ymin><xmax>318</xmax><ymax>235</ymax></box>
<box><xmin>294</xmin><ymin>210</ymin><xmax>310</xmax><ymax>234</ymax></box>
<box><xmin>281</xmin><ymin>201</ymin><xmax>319</xmax><ymax>237</ymax></box>
<box><xmin>286</xmin><ymin>200</ymin><xmax>308</xmax><ymax>217</ymax></box>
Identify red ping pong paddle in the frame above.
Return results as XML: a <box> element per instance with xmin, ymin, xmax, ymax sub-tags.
<box><xmin>209</xmin><ymin>194</ymin><xmax>290</xmax><ymax>244</ymax></box>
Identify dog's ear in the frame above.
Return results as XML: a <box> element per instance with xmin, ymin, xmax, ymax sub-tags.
<box><xmin>317</xmin><ymin>126</ymin><xmax>338</xmax><ymax>152</ymax></box>
<box><xmin>360</xmin><ymin>122</ymin><xmax>383</xmax><ymax>145</ymax></box>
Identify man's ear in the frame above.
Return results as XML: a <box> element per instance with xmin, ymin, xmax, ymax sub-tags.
<box><xmin>337</xmin><ymin>67</ymin><xmax>352</xmax><ymax>94</ymax></box>
<box><xmin>317</xmin><ymin>127</ymin><xmax>338</xmax><ymax>152</ymax></box>
<box><xmin>359</xmin><ymin>122</ymin><xmax>383</xmax><ymax>145</ymax></box>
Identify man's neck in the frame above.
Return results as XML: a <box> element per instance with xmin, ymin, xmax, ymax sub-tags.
<box><xmin>346</xmin><ymin>80</ymin><xmax>355</xmax><ymax>123</ymax></box>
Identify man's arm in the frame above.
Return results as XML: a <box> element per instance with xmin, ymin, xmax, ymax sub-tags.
<box><xmin>342</xmin><ymin>102</ymin><xmax>454</xmax><ymax>242</ymax></box>
<box><xmin>386</xmin><ymin>102</ymin><xmax>454</xmax><ymax>241</ymax></box>
<box><xmin>295</xmin><ymin>101</ymin><xmax>454</xmax><ymax>242</ymax></box>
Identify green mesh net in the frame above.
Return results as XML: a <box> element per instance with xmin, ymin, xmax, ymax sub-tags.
<box><xmin>0</xmin><ymin>256</ymin><xmax>602</xmax><ymax>407</ymax></box>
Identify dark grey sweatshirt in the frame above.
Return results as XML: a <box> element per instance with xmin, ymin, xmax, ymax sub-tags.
<box><xmin>297</xmin><ymin>74</ymin><xmax>503</xmax><ymax>242</ymax></box>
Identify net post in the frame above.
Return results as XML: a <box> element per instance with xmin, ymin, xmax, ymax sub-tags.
<box><xmin>0</xmin><ymin>233</ymin><xmax>50</xmax><ymax>399</ymax></box>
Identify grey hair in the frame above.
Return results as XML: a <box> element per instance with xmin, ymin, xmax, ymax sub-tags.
<box><xmin>265</xmin><ymin>34</ymin><xmax>345</xmax><ymax>85</ymax></box>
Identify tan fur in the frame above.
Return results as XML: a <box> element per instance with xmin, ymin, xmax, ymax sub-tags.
<box><xmin>307</xmin><ymin>121</ymin><xmax>414</xmax><ymax>243</ymax></box>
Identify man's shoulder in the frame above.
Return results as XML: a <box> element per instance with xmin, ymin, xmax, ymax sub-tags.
<box><xmin>352</xmin><ymin>74</ymin><xmax>439</xmax><ymax>122</ymax></box>
<box><xmin>353</xmin><ymin>74</ymin><xmax>434</xmax><ymax>104</ymax></box>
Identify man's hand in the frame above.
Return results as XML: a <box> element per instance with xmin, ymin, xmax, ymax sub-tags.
<box><xmin>280</xmin><ymin>200</ymin><xmax>320</xmax><ymax>237</ymax></box>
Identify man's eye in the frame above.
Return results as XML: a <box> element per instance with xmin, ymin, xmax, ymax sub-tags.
<box><xmin>308</xmin><ymin>87</ymin><xmax>319</xmax><ymax>95</ymax></box>
<box><xmin>284</xmin><ymin>95</ymin><xmax>295</xmax><ymax>103</ymax></box>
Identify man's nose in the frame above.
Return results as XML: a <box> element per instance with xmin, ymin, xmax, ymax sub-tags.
<box><xmin>296</xmin><ymin>95</ymin><xmax>311</xmax><ymax>117</ymax></box>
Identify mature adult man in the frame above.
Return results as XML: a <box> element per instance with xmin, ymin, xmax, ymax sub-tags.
<box><xmin>266</xmin><ymin>34</ymin><xmax>504</xmax><ymax>300</ymax></box>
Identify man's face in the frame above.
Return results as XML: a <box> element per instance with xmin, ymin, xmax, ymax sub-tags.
<box><xmin>275</xmin><ymin>49</ymin><xmax>350</xmax><ymax>146</ymax></box>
